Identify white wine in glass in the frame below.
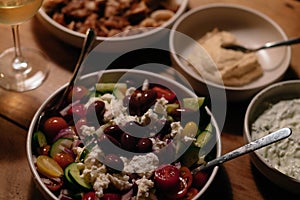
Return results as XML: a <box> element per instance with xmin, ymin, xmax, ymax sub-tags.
<box><xmin>0</xmin><ymin>0</ymin><xmax>49</xmax><ymax>92</ymax></box>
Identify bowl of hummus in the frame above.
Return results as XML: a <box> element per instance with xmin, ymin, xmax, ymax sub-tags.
<box><xmin>244</xmin><ymin>80</ymin><xmax>300</xmax><ymax>194</ymax></box>
<box><xmin>169</xmin><ymin>3</ymin><xmax>291</xmax><ymax>101</ymax></box>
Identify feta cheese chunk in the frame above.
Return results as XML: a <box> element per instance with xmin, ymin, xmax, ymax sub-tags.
<box><xmin>135</xmin><ymin>176</ymin><xmax>154</xmax><ymax>200</ymax></box>
<box><xmin>121</xmin><ymin>153</ymin><xmax>159</xmax><ymax>178</ymax></box>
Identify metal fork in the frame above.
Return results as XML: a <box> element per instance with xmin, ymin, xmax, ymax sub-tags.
<box><xmin>222</xmin><ymin>37</ymin><xmax>300</xmax><ymax>53</ymax></box>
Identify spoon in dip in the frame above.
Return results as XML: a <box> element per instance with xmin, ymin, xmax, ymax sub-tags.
<box><xmin>192</xmin><ymin>127</ymin><xmax>292</xmax><ymax>174</ymax></box>
<box><xmin>221</xmin><ymin>37</ymin><xmax>300</xmax><ymax>53</ymax></box>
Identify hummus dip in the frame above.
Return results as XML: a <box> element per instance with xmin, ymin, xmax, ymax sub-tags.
<box><xmin>188</xmin><ymin>28</ymin><xmax>263</xmax><ymax>86</ymax></box>
<box><xmin>252</xmin><ymin>98</ymin><xmax>300</xmax><ymax>180</ymax></box>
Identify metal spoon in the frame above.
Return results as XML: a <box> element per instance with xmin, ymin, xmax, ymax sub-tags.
<box><xmin>54</xmin><ymin>28</ymin><xmax>96</xmax><ymax>111</ymax></box>
<box><xmin>222</xmin><ymin>37</ymin><xmax>300</xmax><ymax>53</ymax></box>
<box><xmin>36</xmin><ymin>28</ymin><xmax>96</xmax><ymax>129</ymax></box>
<box><xmin>192</xmin><ymin>127</ymin><xmax>292</xmax><ymax>174</ymax></box>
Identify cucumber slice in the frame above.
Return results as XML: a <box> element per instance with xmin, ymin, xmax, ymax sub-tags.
<box><xmin>183</xmin><ymin>97</ymin><xmax>205</xmax><ymax>111</ymax></box>
<box><xmin>194</xmin><ymin>123</ymin><xmax>212</xmax><ymax>148</ymax></box>
<box><xmin>96</xmin><ymin>83</ymin><xmax>127</xmax><ymax>93</ymax></box>
<box><xmin>180</xmin><ymin>146</ymin><xmax>200</xmax><ymax>168</ymax></box>
<box><xmin>50</xmin><ymin>138</ymin><xmax>73</xmax><ymax>158</ymax></box>
<box><xmin>64</xmin><ymin>163</ymin><xmax>75</xmax><ymax>185</ymax></box>
<box><xmin>166</xmin><ymin>103</ymin><xmax>179</xmax><ymax>113</ymax></box>
<box><xmin>79</xmin><ymin>148</ymin><xmax>90</xmax><ymax>163</ymax></box>
<box><xmin>33</xmin><ymin>131</ymin><xmax>47</xmax><ymax>148</ymax></box>
<box><xmin>65</xmin><ymin>162</ymin><xmax>91</xmax><ymax>190</ymax></box>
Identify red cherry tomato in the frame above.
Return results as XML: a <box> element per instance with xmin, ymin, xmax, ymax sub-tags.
<box><xmin>38</xmin><ymin>145</ymin><xmax>51</xmax><ymax>156</ymax></box>
<box><xmin>67</xmin><ymin>104</ymin><xmax>86</xmax><ymax>118</ymax></box>
<box><xmin>184</xmin><ymin>187</ymin><xmax>199</xmax><ymax>200</ymax></box>
<box><xmin>82</xmin><ymin>191</ymin><xmax>97</xmax><ymax>200</ymax></box>
<box><xmin>102</xmin><ymin>193</ymin><xmax>121</xmax><ymax>200</ymax></box>
<box><xmin>43</xmin><ymin>117</ymin><xmax>68</xmax><ymax>140</ymax></box>
<box><xmin>192</xmin><ymin>171</ymin><xmax>209</xmax><ymax>189</ymax></box>
<box><xmin>53</xmin><ymin>152</ymin><xmax>74</xmax><ymax>169</ymax></box>
<box><xmin>68</xmin><ymin>85</ymin><xmax>89</xmax><ymax>102</ymax></box>
<box><xmin>165</xmin><ymin>177</ymin><xmax>188</xmax><ymax>199</ymax></box>
<box><xmin>41</xmin><ymin>177</ymin><xmax>63</xmax><ymax>191</ymax></box>
<box><xmin>154</xmin><ymin>164</ymin><xmax>180</xmax><ymax>191</ymax></box>
<box><xmin>180</xmin><ymin>166</ymin><xmax>193</xmax><ymax>189</ymax></box>
<box><xmin>152</xmin><ymin>86</ymin><xmax>176</xmax><ymax>102</ymax></box>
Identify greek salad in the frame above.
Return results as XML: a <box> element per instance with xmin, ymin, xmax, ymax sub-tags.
<box><xmin>31</xmin><ymin>78</ymin><xmax>216</xmax><ymax>200</ymax></box>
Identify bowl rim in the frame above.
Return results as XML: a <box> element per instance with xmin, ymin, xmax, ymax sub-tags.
<box><xmin>38</xmin><ymin>0</ymin><xmax>188</xmax><ymax>42</ymax></box>
<box><xmin>244</xmin><ymin>80</ymin><xmax>300</xmax><ymax>188</ymax></box>
<box><xmin>169</xmin><ymin>3</ymin><xmax>291</xmax><ymax>92</ymax></box>
<box><xmin>26</xmin><ymin>69</ymin><xmax>222</xmax><ymax>200</ymax></box>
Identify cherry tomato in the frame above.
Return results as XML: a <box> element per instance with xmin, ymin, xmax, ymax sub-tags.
<box><xmin>41</xmin><ymin>177</ymin><xmax>63</xmax><ymax>191</ymax></box>
<box><xmin>154</xmin><ymin>164</ymin><xmax>180</xmax><ymax>191</ymax></box>
<box><xmin>67</xmin><ymin>85</ymin><xmax>89</xmax><ymax>102</ymax></box>
<box><xmin>192</xmin><ymin>171</ymin><xmax>209</xmax><ymax>189</ymax></box>
<box><xmin>67</xmin><ymin>104</ymin><xmax>86</xmax><ymax>118</ymax></box>
<box><xmin>102</xmin><ymin>193</ymin><xmax>121</xmax><ymax>200</ymax></box>
<box><xmin>53</xmin><ymin>152</ymin><xmax>74</xmax><ymax>169</ymax></box>
<box><xmin>36</xmin><ymin>155</ymin><xmax>64</xmax><ymax>178</ymax></box>
<box><xmin>180</xmin><ymin>166</ymin><xmax>193</xmax><ymax>189</ymax></box>
<box><xmin>165</xmin><ymin>177</ymin><xmax>188</xmax><ymax>199</ymax></box>
<box><xmin>38</xmin><ymin>145</ymin><xmax>51</xmax><ymax>156</ymax></box>
<box><xmin>82</xmin><ymin>191</ymin><xmax>97</xmax><ymax>200</ymax></box>
<box><xmin>184</xmin><ymin>187</ymin><xmax>199</xmax><ymax>200</ymax></box>
<box><xmin>43</xmin><ymin>116</ymin><xmax>68</xmax><ymax>140</ymax></box>
<box><xmin>152</xmin><ymin>86</ymin><xmax>176</xmax><ymax>102</ymax></box>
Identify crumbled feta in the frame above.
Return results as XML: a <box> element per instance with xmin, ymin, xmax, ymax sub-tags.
<box><xmin>170</xmin><ymin>121</ymin><xmax>183</xmax><ymax>137</ymax></box>
<box><xmin>100</xmin><ymin>93</ymin><xmax>114</xmax><ymax>102</ymax></box>
<box><xmin>150</xmin><ymin>137</ymin><xmax>167</xmax><ymax>151</ymax></box>
<box><xmin>153</xmin><ymin>97</ymin><xmax>168</xmax><ymax>116</ymax></box>
<box><xmin>121</xmin><ymin>153</ymin><xmax>159</xmax><ymax>178</ymax></box>
<box><xmin>107</xmin><ymin>173</ymin><xmax>132</xmax><ymax>191</ymax></box>
<box><xmin>110</xmin><ymin>98</ymin><xmax>137</xmax><ymax>126</ymax></box>
<box><xmin>135</xmin><ymin>176</ymin><xmax>154</xmax><ymax>200</ymax></box>
<box><xmin>140</xmin><ymin>109</ymin><xmax>158</xmax><ymax>125</ymax></box>
<box><xmin>80</xmin><ymin>125</ymin><xmax>96</xmax><ymax>138</ymax></box>
<box><xmin>93</xmin><ymin>173</ymin><xmax>110</xmax><ymax>197</ymax></box>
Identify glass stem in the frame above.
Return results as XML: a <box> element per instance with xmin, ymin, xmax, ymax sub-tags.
<box><xmin>11</xmin><ymin>24</ymin><xmax>28</xmax><ymax>71</ymax></box>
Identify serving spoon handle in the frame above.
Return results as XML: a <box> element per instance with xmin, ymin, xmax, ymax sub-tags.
<box><xmin>257</xmin><ymin>37</ymin><xmax>300</xmax><ymax>51</ymax></box>
<box><xmin>222</xmin><ymin>37</ymin><xmax>300</xmax><ymax>53</ymax></box>
<box><xmin>192</xmin><ymin>127</ymin><xmax>292</xmax><ymax>174</ymax></box>
<box><xmin>54</xmin><ymin>28</ymin><xmax>96</xmax><ymax>110</ymax></box>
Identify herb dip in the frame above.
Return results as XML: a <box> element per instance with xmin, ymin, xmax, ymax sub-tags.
<box><xmin>251</xmin><ymin>98</ymin><xmax>300</xmax><ymax>180</ymax></box>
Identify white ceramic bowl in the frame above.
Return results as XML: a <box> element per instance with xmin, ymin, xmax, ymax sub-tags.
<box><xmin>37</xmin><ymin>0</ymin><xmax>188</xmax><ymax>50</ymax></box>
<box><xmin>26</xmin><ymin>69</ymin><xmax>222</xmax><ymax>200</ymax></box>
<box><xmin>169</xmin><ymin>4</ymin><xmax>291</xmax><ymax>101</ymax></box>
<box><xmin>244</xmin><ymin>80</ymin><xmax>300</xmax><ymax>194</ymax></box>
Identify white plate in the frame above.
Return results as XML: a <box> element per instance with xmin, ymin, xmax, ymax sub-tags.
<box><xmin>170</xmin><ymin>4</ymin><xmax>291</xmax><ymax>101</ymax></box>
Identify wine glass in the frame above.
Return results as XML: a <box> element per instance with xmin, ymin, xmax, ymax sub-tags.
<box><xmin>0</xmin><ymin>0</ymin><xmax>49</xmax><ymax>92</ymax></box>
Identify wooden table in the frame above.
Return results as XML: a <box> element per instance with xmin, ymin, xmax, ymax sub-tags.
<box><xmin>0</xmin><ymin>0</ymin><xmax>300</xmax><ymax>199</ymax></box>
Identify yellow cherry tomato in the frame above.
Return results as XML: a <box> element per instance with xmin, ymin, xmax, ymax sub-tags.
<box><xmin>182</xmin><ymin>121</ymin><xmax>199</xmax><ymax>138</ymax></box>
<box><xmin>36</xmin><ymin>155</ymin><xmax>64</xmax><ymax>178</ymax></box>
